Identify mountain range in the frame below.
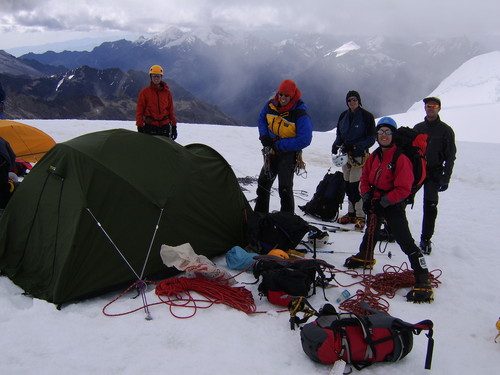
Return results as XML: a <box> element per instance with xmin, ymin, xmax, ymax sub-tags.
<box><xmin>0</xmin><ymin>26</ymin><xmax>490</xmax><ymax>130</ymax></box>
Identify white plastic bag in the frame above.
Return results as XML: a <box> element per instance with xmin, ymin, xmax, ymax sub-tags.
<box><xmin>160</xmin><ymin>243</ymin><xmax>235</xmax><ymax>285</ymax></box>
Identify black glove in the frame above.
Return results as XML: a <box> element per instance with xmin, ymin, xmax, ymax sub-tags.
<box><xmin>362</xmin><ymin>199</ymin><xmax>373</xmax><ymax>215</ymax></box>
<box><xmin>438</xmin><ymin>184</ymin><xmax>448</xmax><ymax>192</ymax></box>
<box><xmin>259</xmin><ymin>134</ymin><xmax>274</xmax><ymax>147</ymax></box>
<box><xmin>170</xmin><ymin>124</ymin><xmax>177</xmax><ymax>140</ymax></box>
<box><xmin>331</xmin><ymin>144</ymin><xmax>339</xmax><ymax>155</ymax></box>
<box><xmin>137</xmin><ymin>126</ymin><xmax>145</xmax><ymax>133</ymax></box>
<box><xmin>342</xmin><ymin>144</ymin><xmax>354</xmax><ymax>153</ymax></box>
<box><xmin>372</xmin><ymin>200</ymin><xmax>384</xmax><ymax>216</ymax></box>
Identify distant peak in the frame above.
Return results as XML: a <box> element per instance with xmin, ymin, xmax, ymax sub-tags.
<box><xmin>325</xmin><ymin>41</ymin><xmax>360</xmax><ymax>57</ymax></box>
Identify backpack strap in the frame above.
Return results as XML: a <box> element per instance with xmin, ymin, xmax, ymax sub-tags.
<box><xmin>412</xmin><ymin>320</ymin><xmax>434</xmax><ymax>370</ymax></box>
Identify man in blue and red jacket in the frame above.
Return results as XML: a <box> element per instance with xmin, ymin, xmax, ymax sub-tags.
<box><xmin>254</xmin><ymin>79</ymin><xmax>312</xmax><ymax>214</ymax></box>
<box><xmin>344</xmin><ymin>117</ymin><xmax>433</xmax><ymax>303</ymax></box>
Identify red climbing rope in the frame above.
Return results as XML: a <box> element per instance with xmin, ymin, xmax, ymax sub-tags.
<box><xmin>334</xmin><ymin>263</ymin><xmax>442</xmax><ymax>315</ymax></box>
<box><xmin>155</xmin><ymin>276</ymin><xmax>257</xmax><ymax>318</ymax></box>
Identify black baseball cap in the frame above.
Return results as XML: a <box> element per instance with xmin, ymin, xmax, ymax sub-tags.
<box><xmin>423</xmin><ymin>97</ymin><xmax>441</xmax><ymax>107</ymax></box>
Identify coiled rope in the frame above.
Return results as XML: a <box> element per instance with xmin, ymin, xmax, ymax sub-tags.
<box><xmin>155</xmin><ymin>276</ymin><xmax>257</xmax><ymax>318</ymax></box>
<box><xmin>103</xmin><ymin>275</ymin><xmax>257</xmax><ymax>319</ymax></box>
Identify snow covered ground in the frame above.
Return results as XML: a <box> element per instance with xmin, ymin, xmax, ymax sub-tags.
<box><xmin>1</xmin><ymin>51</ymin><xmax>500</xmax><ymax>374</ymax></box>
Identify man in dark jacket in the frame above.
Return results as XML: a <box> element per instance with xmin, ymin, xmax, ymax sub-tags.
<box><xmin>254</xmin><ymin>79</ymin><xmax>313</xmax><ymax>214</ymax></box>
<box><xmin>344</xmin><ymin>117</ymin><xmax>433</xmax><ymax>303</ymax></box>
<box><xmin>331</xmin><ymin>90</ymin><xmax>376</xmax><ymax>229</ymax></box>
<box><xmin>413</xmin><ymin>97</ymin><xmax>457</xmax><ymax>255</ymax></box>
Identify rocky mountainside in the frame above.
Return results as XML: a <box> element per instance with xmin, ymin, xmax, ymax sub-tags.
<box><xmin>19</xmin><ymin>26</ymin><xmax>485</xmax><ymax>130</ymax></box>
<box><xmin>0</xmin><ymin>64</ymin><xmax>242</xmax><ymax>125</ymax></box>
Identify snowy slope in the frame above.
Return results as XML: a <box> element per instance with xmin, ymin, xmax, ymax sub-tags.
<box><xmin>401</xmin><ymin>51</ymin><xmax>500</xmax><ymax>144</ymax></box>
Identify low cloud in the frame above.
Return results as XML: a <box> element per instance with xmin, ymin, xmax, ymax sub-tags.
<box><xmin>2</xmin><ymin>0</ymin><xmax>500</xmax><ymax>50</ymax></box>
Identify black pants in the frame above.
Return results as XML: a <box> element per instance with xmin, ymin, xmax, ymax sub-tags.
<box><xmin>358</xmin><ymin>203</ymin><xmax>428</xmax><ymax>280</ymax></box>
<box><xmin>254</xmin><ymin>152</ymin><xmax>297</xmax><ymax>214</ymax></box>
<box><xmin>421</xmin><ymin>180</ymin><xmax>440</xmax><ymax>241</ymax></box>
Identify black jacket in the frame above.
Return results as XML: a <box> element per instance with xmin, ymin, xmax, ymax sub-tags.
<box><xmin>332</xmin><ymin>107</ymin><xmax>376</xmax><ymax>157</ymax></box>
<box><xmin>414</xmin><ymin>116</ymin><xmax>456</xmax><ymax>184</ymax></box>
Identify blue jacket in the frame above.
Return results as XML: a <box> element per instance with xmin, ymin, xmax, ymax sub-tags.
<box><xmin>258</xmin><ymin>99</ymin><xmax>313</xmax><ymax>152</ymax></box>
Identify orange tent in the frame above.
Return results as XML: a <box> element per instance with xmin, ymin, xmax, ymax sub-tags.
<box><xmin>0</xmin><ymin>120</ymin><xmax>56</xmax><ymax>163</ymax></box>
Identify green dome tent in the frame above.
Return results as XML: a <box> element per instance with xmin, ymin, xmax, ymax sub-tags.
<box><xmin>0</xmin><ymin>129</ymin><xmax>251</xmax><ymax>305</ymax></box>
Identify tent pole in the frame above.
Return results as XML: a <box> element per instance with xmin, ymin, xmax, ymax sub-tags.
<box><xmin>139</xmin><ymin>208</ymin><xmax>164</xmax><ymax>279</ymax></box>
<box><xmin>85</xmin><ymin>208</ymin><xmax>141</xmax><ymax>280</ymax></box>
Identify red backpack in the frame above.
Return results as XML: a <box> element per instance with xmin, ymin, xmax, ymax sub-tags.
<box><xmin>391</xmin><ymin>126</ymin><xmax>428</xmax><ymax>205</ymax></box>
<box><xmin>300</xmin><ymin>302</ymin><xmax>434</xmax><ymax>371</ymax></box>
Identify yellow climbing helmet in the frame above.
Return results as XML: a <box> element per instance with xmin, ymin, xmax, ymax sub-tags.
<box><xmin>267</xmin><ymin>249</ymin><xmax>289</xmax><ymax>259</ymax></box>
<box><xmin>149</xmin><ymin>65</ymin><xmax>163</xmax><ymax>75</ymax></box>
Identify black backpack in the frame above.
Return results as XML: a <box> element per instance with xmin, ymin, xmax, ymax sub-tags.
<box><xmin>300</xmin><ymin>302</ymin><xmax>434</xmax><ymax>370</ymax></box>
<box><xmin>253</xmin><ymin>256</ymin><xmax>334</xmax><ymax>306</ymax></box>
<box><xmin>299</xmin><ymin>170</ymin><xmax>345</xmax><ymax>221</ymax></box>
<box><xmin>247</xmin><ymin>211</ymin><xmax>310</xmax><ymax>254</ymax></box>
<box><xmin>392</xmin><ymin>126</ymin><xmax>428</xmax><ymax>205</ymax></box>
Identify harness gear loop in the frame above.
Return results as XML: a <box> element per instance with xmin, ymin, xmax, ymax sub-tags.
<box><xmin>349</xmin><ymin>152</ymin><xmax>369</xmax><ymax>168</ymax></box>
<box><xmin>295</xmin><ymin>150</ymin><xmax>307</xmax><ymax>178</ymax></box>
<box><xmin>262</xmin><ymin>146</ymin><xmax>273</xmax><ymax>178</ymax></box>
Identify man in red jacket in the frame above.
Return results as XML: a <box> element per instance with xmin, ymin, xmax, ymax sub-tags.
<box><xmin>344</xmin><ymin>117</ymin><xmax>433</xmax><ymax>303</ymax></box>
<box><xmin>136</xmin><ymin>65</ymin><xmax>178</xmax><ymax>139</ymax></box>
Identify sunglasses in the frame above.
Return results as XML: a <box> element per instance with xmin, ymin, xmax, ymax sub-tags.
<box><xmin>377</xmin><ymin>129</ymin><xmax>394</xmax><ymax>135</ymax></box>
<box><xmin>347</xmin><ymin>98</ymin><xmax>358</xmax><ymax>102</ymax></box>
<box><xmin>151</xmin><ymin>74</ymin><xmax>162</xmax><ymax>78</ymax></box>
<box><xmin>425</xmin><ymin>104</ymin><xmax>439</xmax><ymax>109</ymax></box>
<box><xmin>278</xmin><ymin>93</ymin><xmax>290</xmax><ymax>98</ymax></box>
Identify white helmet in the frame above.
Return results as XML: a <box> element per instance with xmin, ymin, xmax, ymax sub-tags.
<box><xmin>308</xmin><ymin>230</ymin><xmax>329</xmax><ymax>248</ymax></box>
<box><xmin>332</xmin><ymin>153</ymin><xmax>348</xmax><ymax>167</ymax></box>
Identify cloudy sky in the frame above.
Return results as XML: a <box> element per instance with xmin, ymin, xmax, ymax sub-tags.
<box><xmin>2</xmin><ymin>0</ymin><xmax>500</xmax><ymax>53</ymax></box>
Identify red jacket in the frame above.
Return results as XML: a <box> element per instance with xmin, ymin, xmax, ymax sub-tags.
<box><xmin>136</xmin><ymin>81</ymin><xmax>177</xmax><ymax>127</ymax></box>
<box><xmin>360</xmin><ymin>145</ymin><xmax>414</xmax><ymax>207</ymax></box>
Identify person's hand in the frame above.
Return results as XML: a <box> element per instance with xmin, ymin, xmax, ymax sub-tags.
<box><xmin>362</xmin><ymin>199</ymin><xmax>372</xmax><ymax>215</ymax></box>
<box><xmin>342</xmin><ymin>144</ymin><xmax>354</xmax><ymax>153</ymax></box>
<box><xmin>331</xmin><ymin>144</ymin><xmax>339</xmax><ymax>155</ymax></box>
<box><xmin>259</xmin><ymin>134</ymin><xmax>274</xmax><ymax>147</ymax></box>
<box><xmin>170</xmin><ymin>125</ymin><xmax>177</xmax><ymax>140</ymax></box>
<box><xmin>438</xmin><ymin>184</ymin><xmax>448</xmax><ymax>192</ymax></box>
<box><xmin>137</xmin><ymin>126</ymin><xmax>145</xmax><ymax>133</ymax></box>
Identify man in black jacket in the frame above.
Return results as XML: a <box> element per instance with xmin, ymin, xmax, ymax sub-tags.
<box><xmin>331</xmin><ymin>90</ymin><xmax>376</xmax><ymax>229</ymax></box>
<box><xmin>413</xmin><ymin>97</ymin><xmax>457</xmax><ymax>254</ymax></box>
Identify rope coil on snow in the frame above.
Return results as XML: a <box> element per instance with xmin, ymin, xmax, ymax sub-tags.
<box><xmin>155</xmin><ymin>276</ymin><xmax>256</xmax><ymax>318</ymax></box>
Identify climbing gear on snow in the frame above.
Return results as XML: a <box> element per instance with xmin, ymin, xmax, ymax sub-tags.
<box><xmin>344</xmin><ymin>256</ymin><xmax>376</xmax><ymax>270</ymax></box>
<box><xmin>297</xmin><ymin>301</ymin><xmax>435</xmax><ymax>370</ymax></box>
<box><xmin>299</xmin><ymin>170</ymin><xmax>345</xmax><ymax>222</ymax></box>
<box><xmin>338</xmin><ymin>212</ymin><xmax>356</xmax><ymax>224</ymax></box>
<box><xmin>267</xmin><ymin>249</ymin><xmax>289</xmax><ymax>259</ymax></box>
<box><xmin>354</xmin><ymin>217</ymin><xmax>366</xmax><ymax>230</ymax></box>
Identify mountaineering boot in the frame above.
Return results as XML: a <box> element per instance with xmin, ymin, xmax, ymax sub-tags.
<box><xmin>406</xmin><ymin>280</ymin><xmax>434</xmax><ymax>303</ymax></box>
<box><xmin>406</xmin><ymin>254</ymin><xmax>433</xmax><ymax>303</ymax></box>
<box><xmin>344</xmin><ymin>255</ymin><xmax>376</xmax><ymax>269</ymax></box>
<box><xmin>338</xmin><ymin>212</ymin><xmax>356</xmax><ymax>225</ymax></box>
<box><xmin>420</xmin><ymin>239</ymin><xmax>432</xmax><ymax>255</ymax></box>
<box><xmin>354</xmin><ymin>217</ymin><xmax>366</xmax><ymax>230</ymax></box>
